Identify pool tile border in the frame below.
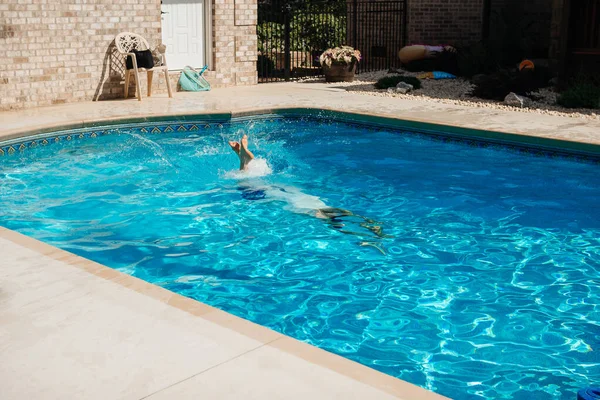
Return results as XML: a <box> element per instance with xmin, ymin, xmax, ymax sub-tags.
<box><xmin>2</xmin><ymin>107</ymin><xmax>600</xmax><ymax>162</ymax></box>
<box><xmin>0</xmin><ymin>226</ymin><xmax>447</xmax><ymax>400</ymax></box>
<box><xmin>0</xmin><ymin>121</ymin><xmax>230</xmax><ymax>156</ymax></box>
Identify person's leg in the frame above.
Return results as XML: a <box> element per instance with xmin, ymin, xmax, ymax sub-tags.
<box><xmin>239</xmin><ymin>134</ymin><xmax>255</xmax><ymax>168</ymax></box>
<box><xmin>228</xmin><ymin>134</ymin><xmax>255</xmax><ymax>170</ymax></box>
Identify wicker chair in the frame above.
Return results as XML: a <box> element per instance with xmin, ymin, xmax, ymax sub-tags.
<box><xmin>115</xmin><ymin>32</ymin><xmax>173</xmax><ymax>101</ymax></box>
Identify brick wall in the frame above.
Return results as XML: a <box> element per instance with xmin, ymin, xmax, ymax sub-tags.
<box><xmin>407</xmin><ymin>0</ymin><xmax>483</xmax><ymax>45</ymax></box>
<box><xmin>0</xmin><ymin>0</ymin><xmax>258</xmax><ymax>111</ymax></box>
<box><xmin>212</xmin><ymin>0</ymin><xmax>257</xmax><ymax>87</ymax></box>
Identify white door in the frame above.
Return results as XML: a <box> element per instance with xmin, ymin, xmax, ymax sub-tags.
<box><xmin>161</xmin><ymin>0</ymin><xmax>205</xmax><ymax>70</ymax></box>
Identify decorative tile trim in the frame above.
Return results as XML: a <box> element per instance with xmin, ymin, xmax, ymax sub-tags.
<box><xmin>283</xmin><ymin>115</ymin><xmax>600</xmax><ymax>164</ymax></box>
<box><xmin>1</xmin><ymin>113</ymin><xmax>598</xmax><ymax>164</ymax></box>
<box><xmin>0</xmin><ymin>119</ymin><xmax>241</xmax><ymax>157</ymax></box>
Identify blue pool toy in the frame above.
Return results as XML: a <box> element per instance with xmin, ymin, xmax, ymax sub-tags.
<box><xmin>433</xmin><ymin>71</ymin><xmax>456</xmax><ymax>79</ymax></box>
<box><xmin>578</xmin><ymin>387</ymin><xmax>600</xmax><ymax>400</ymax></box>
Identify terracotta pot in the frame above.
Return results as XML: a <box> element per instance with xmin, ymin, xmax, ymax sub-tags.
<box><xmin>323</xmin><ymin>63</ymin><xmax>356</xmax><ymax>82</ymax></box>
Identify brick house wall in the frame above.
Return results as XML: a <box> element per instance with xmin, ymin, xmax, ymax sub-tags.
<box><xmin>0</xmin><ymin>0</ymin><xmax>257</xmax><ymax>111</ymax></box>
<box><xmin>407</xmin><ymin>0</ymin><xmax>484</xmax><ymax>45</ymax></box>
<box><xmin>406</xmin><ymin>0</ymin><xmax>556</xmax><ymax>64</ymax></box>
<box><xmin>213</xmin><ymin>0</ymin><xmax>257</xmax><ymax>86</ymax></box>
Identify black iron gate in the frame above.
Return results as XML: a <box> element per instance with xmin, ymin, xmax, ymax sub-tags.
<box><xmin>257</xmin><ymin>0</ymin><xmax>407</xmax><ymax>82</ymax></box>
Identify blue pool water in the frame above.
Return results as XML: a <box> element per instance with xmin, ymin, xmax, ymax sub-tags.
<box><xmin>1</xmin><ymin>116</ymin><xmax>599</xmax><ymax>399</ymax></box>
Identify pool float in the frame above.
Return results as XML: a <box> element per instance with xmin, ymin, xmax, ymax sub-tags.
<box><xmin>398</xmin><ymin>45</ymin><xmax>455</xmax><ymax>64</ymax></box>
<box><xmin>578</xmin><ymin>387</ymin><xmax>600</xmax><ymax>400</ymax></box>
<box><xmin>519</xmin><ymin>59</ymin><xmax>535</xmax><ymax>71</ymax></box>
<box><xmin>417</xmin><ymin>71</ymin><xmax>457</xmax><ymax>80</ymax></box>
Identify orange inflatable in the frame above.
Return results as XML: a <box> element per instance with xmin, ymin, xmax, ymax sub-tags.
<box><xmin>398</xmin><ymin>45</ymin><xmax>456</xmax><ymax>64</ymax></box>
<box><xmin>519</xmin><ymin>60</ymin><xmax>535</xmax><ymax>71</ymax></box>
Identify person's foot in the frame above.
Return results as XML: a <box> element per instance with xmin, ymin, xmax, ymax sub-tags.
<box><xmin>229</xmin><ymin>134</ymin><xmax>255</xmax><ymax>170</ymax></box>
<box><xmin>228</xmin><ymin>140</ymin><xmax>241</xmax><ymax>155</ymax></box>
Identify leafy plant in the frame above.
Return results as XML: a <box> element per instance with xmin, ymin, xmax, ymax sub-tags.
<box><xmin>257</xmin><ymin>22</ymin><xmax>284</xmax><ymax>53</ymax></box>
<box><xmin>471</xmin><ymin>67</ymin><xmax>552</xmax><ymax>100</ymax></box>
<box><xmin>470</xmin><ymin>69</ymin><xmax>513</xmax><ymax>100</ymax></box>
<box><xmin>258</xmin><ymin>0</ymin><xmax>346</xmax><ymax>15</ymax></box>
<box><xmin>258</xmin><ymin>14</ymin><xmax>347</xmax><ymax>56</ymax></box>
<box><xmin>374</xmin><ymin>75</ymin><xmax>422</xmax><ymax>90</ymax></box>
<box><xmin>291</xmin><ymin>14</ymin><xmax>346</xmax><ymax>52</ymax></box>
<box><xmin>319</xmin><ymin>46</ymin><xmax>361</xmax><ymax>67</ymax></box>
<box><xmin>557</xmin><ymin>81</ymin><xmax>600</xmax><ymax>109</ymax></box>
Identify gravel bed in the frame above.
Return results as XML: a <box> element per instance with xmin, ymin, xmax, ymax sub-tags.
<box><xmin>299</xmin><ymin>70</ymin><xmax>600</xmax><ymax>121</ymax></box>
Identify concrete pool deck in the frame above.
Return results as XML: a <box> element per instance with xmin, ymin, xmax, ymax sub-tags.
<box><xmin>1</xmin><ymin>82</ymin><xmax>599</xmax><ymax>399</ymax></box>
<box><xmin>2</xmin><ymin>82</ymin><xmax>600</xmax><ymax>145</ymax></box>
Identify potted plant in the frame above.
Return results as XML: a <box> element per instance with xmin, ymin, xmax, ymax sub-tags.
<box><xmin>319</xmin><ymin>46</ymin><xmax>361</xmax><ymax>83</ymax></box>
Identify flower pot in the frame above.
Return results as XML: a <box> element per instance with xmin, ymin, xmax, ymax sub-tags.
<box><xmin>323</xmin><ymin>63</ymin><xmax>356</xmax><ymax>83</ymax></box>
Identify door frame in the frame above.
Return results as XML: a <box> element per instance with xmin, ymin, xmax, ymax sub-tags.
<box><xmin>204</xmin><ymin>0</ymin><xmax>213</xmax><ymax>71</ymax></box>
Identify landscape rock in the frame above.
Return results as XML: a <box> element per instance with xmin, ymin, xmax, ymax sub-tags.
<box><xmin>504</xmin><ymin>92</ymin><xmax>532</xmax><ymax>108</ymax></box>
<box><xmin>387</xmin><ymin>86</ymin><xmax>410</xmax><ymax>94</ymax></box>
<box><xmin>396</xmin><ymin>81</ymin><xmax>413</xmax><ymax>93</ymax></box>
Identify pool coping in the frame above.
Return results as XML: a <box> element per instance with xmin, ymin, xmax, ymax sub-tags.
<box><xmin>1</xmin><ymin>103</ymin><xmax>598</xmax><ymax>399</ymax></box>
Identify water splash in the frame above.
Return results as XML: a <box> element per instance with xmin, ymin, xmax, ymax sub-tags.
<box><xmin>124</xmin><ymin>131</ymin><xmax>174</xmax><ymax>168</ymax></box>
<box><xmin>223</xmin><ymin>158</ymin><xmax>272</xmax><ymax>179</ymax></box>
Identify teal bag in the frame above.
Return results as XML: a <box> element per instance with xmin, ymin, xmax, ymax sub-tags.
<box><xmin>179</xmin><ymin>65</ymin><xmax>210</xmax><ymax>92</ymax></box>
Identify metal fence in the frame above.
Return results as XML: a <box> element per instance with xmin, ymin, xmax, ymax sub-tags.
<box><xmin>257</xmin><ymin>0</ymin><xmax>407</xmax><ymax>82</ymax></box>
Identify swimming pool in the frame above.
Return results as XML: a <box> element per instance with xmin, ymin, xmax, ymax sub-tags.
<box><xmin>1</xmin><ymin>113</ymin><xmax>599</xmax><ymax>399</ymax></box>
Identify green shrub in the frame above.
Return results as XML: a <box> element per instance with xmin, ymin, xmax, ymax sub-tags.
<box><xmin>290</xmin><ymin>14</ymin><xmax>346</xmax><ymax>52</ymax></box>
<box><xmin>557</xmin><ymin>82</ymin><xmax>600</xmax><ymax>109</ymax></box>
<box><xmin>258</xmin><ymin>15</ymin><xmax>347</xmax><ymax>55</ymax></box>
<box><xmin>257</xmin><ymin>22</ymin><xmax>284</xmax><ymax>54</ymax></box>
<box><xmin>471</xmin><ymin>70</ymin><xmax>511</xmax><ymax>100</ymax></box>
<box><xmin>471</xmin><ymin>67</ymin><xmax>553</xmax><ymax>100</ymax></box>
<box><xmin>374</xmin><ymin>75</ymin><xmax>422</xmax><ymax>90</ymax></box>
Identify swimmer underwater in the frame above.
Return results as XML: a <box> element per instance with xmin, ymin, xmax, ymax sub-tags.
<box><xmin>228</xmin><ymin>134</ymin><xmax>389</xmax><ymax>243</ymax></box>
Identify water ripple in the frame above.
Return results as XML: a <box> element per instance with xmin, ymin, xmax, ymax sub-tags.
<box><xmin>1</xmin><ymin>118</ymin><xmax>599</xmax><ymax>399</ymax></box>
